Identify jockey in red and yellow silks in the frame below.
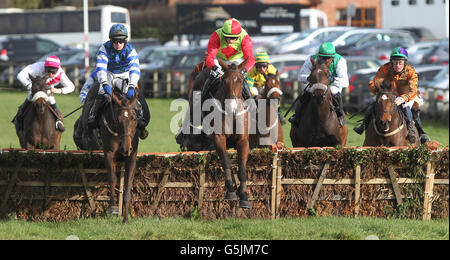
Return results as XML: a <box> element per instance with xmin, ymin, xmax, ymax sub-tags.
<box><xmin>205</xmin><ymin>18</ymin><xmax>255</xmax><ymax>73</ymax></box>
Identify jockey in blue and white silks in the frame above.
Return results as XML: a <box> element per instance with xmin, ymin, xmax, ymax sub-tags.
<box><xmin>87</xmin><ymin>23</ymin><xmax>148</xmax><ymax>139</ymax></box>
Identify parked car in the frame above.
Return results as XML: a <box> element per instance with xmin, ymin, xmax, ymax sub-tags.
<box><xmin>399</xmin><ymin>27</ymin><xmax>438</xmax><ymax>42</ymax></box>
<box><xmin>268</xmin><ymin>26</ymin><xmax>353</xmax><ymax>55</ymax></box>
<box><xmin>0</xmin><ymin>35</ymin><xmax>70</xmax><ymax>63</ymax></box>
<box><xmin>301</xmin><ymin>28</ymin><xmax>415</xmax><ymax>56</ymax></box>
<box><xmin>418</xmin><ymin>65</ymin><xmax>449</xmax><ymax>116</ymax></box>
<box><xmin>339</xmin><ymin>39</ymin><xmax>411</xmax><ymax>60</ymax></box>
<box><xmin>421</xmin><ymin>38</ymin><xmax>449</xmax><ymax>65</ymax></box>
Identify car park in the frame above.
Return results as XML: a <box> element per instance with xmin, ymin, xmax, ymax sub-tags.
<box><xmin>0</xmin><ymin>35</ymin><xmax>70</xmax><ymax>63</ymax></box>
<box><xmin>268</xmin><ymin>26</ymin><xmax>352</xmax><ymax>55</ymax></box>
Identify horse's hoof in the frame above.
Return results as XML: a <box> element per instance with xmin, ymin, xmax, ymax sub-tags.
<box><xmin>108</xmin><ymin>206</ymin><xmax>119</xmax><ymax>215</ymax></box>
<box><xmin>239</xmin><ymin>200</ymin><xmax>251</xmax><ymax>209</ymax></box>
<box><xmin>225</xmin><ymin>192</ymin><xmax>238</xmax><ymax>201</ymax></box>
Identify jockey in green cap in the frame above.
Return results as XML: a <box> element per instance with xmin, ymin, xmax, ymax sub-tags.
<box><xmin>288</xmin><ymin>41</ymin><xmax>349</xmax><ymax>127</ymax></box>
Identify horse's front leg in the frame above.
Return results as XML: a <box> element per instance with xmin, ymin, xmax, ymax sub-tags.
<box><xmin>105</xmin><ymin>151</ymin><xmax>119</xmax><ymax>215</ymax></box>
<box><xmin>122</xmin><ymin>154</ymin><xmax>137</xmax><ymax>223</ymax></box>
<box><xmin>214</xmin><ymin>134</ymin><xmax>237</xmax><ymax>200</ymax></box>
<box><xmin>236</xmin><ymin>138</ymin><xmax>250</xmax><ymax>208</ymax></box>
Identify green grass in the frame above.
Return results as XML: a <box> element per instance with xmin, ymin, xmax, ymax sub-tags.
<box><xmin>0</xmin><ymin>215</ymin><xmax>447</xmax><ymax>240</ymax></box>
<box><xmin>0</xmin><ymin>91</ymin><xmax>448</xmax><ymax>152</ymax></box>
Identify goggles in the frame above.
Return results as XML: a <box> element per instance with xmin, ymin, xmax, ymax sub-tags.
<box><xmin>45</xmin><ymin>67</ymin><xmax>58</xmax><ymax>74</ymax></box>
<box><xmin>225</xmin><ymin>36</ymin><xmax>238</xmax><ymax>41</ymax></box>
<box><xmin>111</xmin><ymin>39</ymin><xmax>126</xmax><ymax>44</ymax></box>
<box><xmin>256</xmin><ymin>63</ymin><xmax>268</xmax><ymax>68</ymax></box>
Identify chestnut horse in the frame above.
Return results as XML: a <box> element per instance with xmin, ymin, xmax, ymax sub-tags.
<box><xmin>100</xmin><ymin>89</ymin><xmax>139</xmax><ymax>223</ymax></box>
<box><xmin>14</xmin><ymin>75</ymin><xmax>62</xmax><ymax>149</ymax></box>
<box><xmin>290</xmin><ymin>57</ymin><xmax>347</xmax><ymax>147</ymax></box>
<box><xmin>363</xmin><ymin>82</ymin><xmax>420</xmax><ymax>147</ymax></box>
<box><xmin>206</xmin><ymin>59</ymin><xmax>251</xmax><ymax>208</ymax></box>
<box><xmin>250</xmin><ymin>73</ymin><xmax>284</xmax><ymax>150</ymax></box>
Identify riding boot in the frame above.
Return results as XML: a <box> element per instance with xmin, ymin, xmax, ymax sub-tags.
<box><xmin>13</xmin><ymin>98</ymin><xmax>32</xmax><ymax>131</ymax></box>
<box><xmin>50</xmin><ymin>103</ymin><xmax>65</xmax><ymax>132</ymax></box>
<box><xmin>402</xmin><ymin>106</ymin><xmax>416</xmax><ymax>143</ymax></box>
<box><xmin>136</xmin><ymin>100</ymin><xmax>149</xmax><ymax>140</ymax></box>
<box><xmin>332</xmin><ymin>92</ymin><xmax>346</xmax><ymax>127</ymax></box>
<box><xmin>242</xmin><ymin>81</ymin><xmax>252</xmax><ymax>100</ymax></box>
<box><xmin>288</xmin><ymin>92</ymin><xmax>311</xmax><ymax>127</ymax></box>
<box><xmin>412</xmin><ymin>109</ymin><xmax>430</xmax><ymax>143</ymax></box>
<box><xmin>353</xmin><ymin>102</ymin><xmax>374</xmax><ymax>135</ymax></box>
<box><xmin>87</xmin><ymin>95</ymin><xmax>105</xmax><ymax>132</ymax></box>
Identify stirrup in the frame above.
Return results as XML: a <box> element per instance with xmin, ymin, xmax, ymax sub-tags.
<box><xmin>353</xmin><ymin>124</ymin><xmax>365</xmax><ymax>135</ymax></box>
<box><xmin>139</xmin><ymin>128</ymin><xmax>148</xmax><ymax>139</ymax></box>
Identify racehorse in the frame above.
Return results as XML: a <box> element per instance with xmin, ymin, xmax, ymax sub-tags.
<box><xmin>208</xmin><ymin>59</ymin><xmax>251</xmax><ymax>208</ymax></box>
<box><xmin>290</xmin><ymin>57</ymin><xmax>348</xmax><ymax>147</ymax></box>
<box><xmin>100</xmin><ymin>88</ymin><xmax>140</xmax><ymax>223</ymax></box>
<box><xmin>14</xmin><ymin>75</ymin><xmax>62</xmax><ymax>149</ymax></box>
<box><xmin>249</xmin><ymin>73</ymin><xmax>284</xmax><ymax>150</ymax></box>
<box><xmin>363</xmin><ymin>82</ymin><xmax>420</xmax><ymax>147</ymax></box>
<box><xmin>73</xmin><ymin>83</ymin><xmax>103</xmax><ymax>150</ymax></box>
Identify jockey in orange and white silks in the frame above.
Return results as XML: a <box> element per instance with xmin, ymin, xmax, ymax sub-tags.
<box><xmin>15</xmin><ymin>55</ymin><xmax>75</xmax><ymax>131</ymax></box>
<box><xmin>353</xmin><ymin>47</ymin><xmax>430</xmax><ymax>143</ymax></box>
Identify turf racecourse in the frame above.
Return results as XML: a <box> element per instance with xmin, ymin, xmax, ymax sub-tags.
<box><xmin>0</xmin><ymin>91</ymin><xmax>448</xmax><ymax>152</ymax></box>
<box><xmin>0</xmin><ymin>90</ymin><xmax>448</xmax><ymax>241</ymax></box>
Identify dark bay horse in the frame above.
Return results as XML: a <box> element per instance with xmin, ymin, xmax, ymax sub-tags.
<box><xmin>14</xmin><ymin>75</ymin><xmax>62</xmax><ymax>149</ymax></box>
<box><xmin>290</xmin><ymin>57</ymin><xmax>348</xmax><ymax>147</ymax></box>
<box><xmin>206</xmin><ymin>59</ymin><xmax>251</xmax><ymax>208</ymax></box>
<box><xmin>363</xmin><ymin>82</ymin><xmax>420</xmax><ymax>147</ymax></box>
<box><xmin>73</xmin><ymin>83</ymin><xmax>103</xmax><ymax>150</ymax></box>
<box><xmin>100</xmin><ymin>89</ymin><xmax>140</xmax><ymax>223</ymax></box>
<box><xmin>250</xmin><ymin>73</ymin><xmax>284</xmax><ymax>150</ymax></box>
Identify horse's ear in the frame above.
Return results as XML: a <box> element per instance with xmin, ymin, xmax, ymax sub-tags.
<box><xmin>310</xmin><ymin>56</ymin><xmax>316</xmax><ymax>66</ymax></box>
<box><xmin>112</xmin><ymin>93</ymin><xmax>122</xmax><ymax>106</ymax></box>
<box><xmin>218</xmin><ymin>59</ymin><xmax>228</xmax><ymax>71</ymax></box>
<box><xmin>29</xmin><ymin>73</ymin><xmax>35</xmax><ymax>82</ymax></box>
<box><xmin>238</xmin><ymin>57</ymin><xmax>248</xmax><ymax>71</ymax></box>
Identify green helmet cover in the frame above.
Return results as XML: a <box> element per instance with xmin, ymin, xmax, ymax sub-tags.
<box><xmin>318</xmin><ymin>42</ymin><xmax>336</xmax><ymax>57</ymax></box>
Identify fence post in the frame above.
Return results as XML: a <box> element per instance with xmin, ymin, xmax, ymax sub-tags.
<box><xmin>354</xmin><ymin>164</ymin><xmax>361</xmax><ymax>217</ymax></box>
<box><xmin>423</xmin><ymin>162</ymin><xmax>435</xmax><ymax>220</ymax></box>
<box><xmin>270</xmin><ymin>152</ymin><xmax>278</xmax><ymax>219</ymax></box>
<box><xmin>276</xmin><ymin>156</ymin><xmax>283</xmax><ymax>219</ymax></box>
<box><xmin>198</xmin><ymin>164</ymin><xmax>206</xmax><ymax>211</ymax></box>
<box><xmin>153</xmin><ymin>71</ymin><xmax>158</xmax><ymax>98</ymax></box>
<box><xmin>166</xmin><ymin>72</ymin><xmax>171</xmax><ymax>98</ymax></box>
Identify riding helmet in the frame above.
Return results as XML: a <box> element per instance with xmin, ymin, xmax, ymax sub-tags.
<box><xmin>255</xmin><ymin>52</ymin><xmax>270</xmax><ymax>64</ymax></box>
<box><xmin>44</xmin><ymin>56</ymin><xmax>61</xmax><ymax>68</ymax></box>
<box><xmin>109</xmin><ymin>24</ymin><xmax>128</xmax><ymax>40</ymax></box>
<box><xmin>222</xmin><ymin>18</ymin><xmax>242</xmax><ymax>38</ymax></box>
<box><xmin>318</xmin><ymin>42</ymin><xmax>336</xmax><ymax>57</ymax></box>
<box><xmin>390</xmin><ymin>47</ymin><xmax>408</xmax><ymax>60</ymax></box>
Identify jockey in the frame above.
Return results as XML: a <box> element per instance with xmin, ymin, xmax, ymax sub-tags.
<box><xmin>14</xmin><ymin>55</ymin><xmax>75</xmax><ymax>132</ymax></box>
<box><xmin>201</xmin><ymin>18</ymin><xmax>255</xmax><ymax>101</ymax></box>
<box><xmin>87</xmin><ymin>23</ymin><xmax>149</xmax><ymax>139</ymax></box>
<box><xmin>245</xmin><ymin>51</ymin><xmax>285</xmax><ymax>124</ymax></box>
<box><xmin>353</xmin><ymin>47</ymin><xmax>430</xmax><ymax>143</ymax></box>
<box><xmin>289</xmin><ymin>42</ymin><xmax>349</xmax><ymax>127</ymax></box>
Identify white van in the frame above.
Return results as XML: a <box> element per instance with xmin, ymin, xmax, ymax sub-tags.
<box><xmin>300</xmin><ymin>9</ymin><xmax>328</xmax><ymax>30</ymax></box>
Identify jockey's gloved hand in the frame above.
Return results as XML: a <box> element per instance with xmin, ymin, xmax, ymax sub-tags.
<box><xmin>241</xmin><ymin>68</ymin><xmax>247</xmax><ymax>78</ymax></box>
<box><xmin>211</xmin><ymin>65</ymin><xmax>224</xmax><ymax>79</ymax></box>
<box><xmin>329</xmin><ymin>75</ymin><xmax>335</xmax><ymax>83</ymax></box>
<box><xmin>103</xmin><ymin>84</ymin><xmax>112</xmax><ymax>96</ymax></box>
<box><xmin>126</xmin><ymin>87</ymin><xmax>135</xmax><ymax>100</ymax></box>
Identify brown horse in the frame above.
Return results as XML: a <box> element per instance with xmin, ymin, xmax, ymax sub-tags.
<box><xmin>363</xmin><ymin>83</ymin><xmax>420</xmax><ymax>147</ymax></box>
<box><xmin>73</xmin><ymin>82</ymin><xmax>103</xmax><ymax>150</ymax></box>
<box><xmin>290</xmin><ymin>57</ymin><xmax>347</xmax><ymax>147</ymax></box>
<box><xmin>250</xmin><ymin>73</ymin><xmax>284</xmax><ymax>150</ymax></box>
<box><xmin>206</xmin><ymin>59</ymin><xmax>251</xmax><ymax>208</ymax></box>
<box><xmin>14</xmin><ymin>75</ymin><xmax>62</xmax><ymax>149</ymax></box>
<box><xmin>100</xmin><ymin>89</ymin><xmax>139</xmax><ymax>223</ymax></box>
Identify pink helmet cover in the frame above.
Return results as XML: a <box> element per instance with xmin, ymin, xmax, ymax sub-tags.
<box><xmin>44</xmin><ymin>56</ymin><xmax>61</xmax><ymax>68</ymax></box>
